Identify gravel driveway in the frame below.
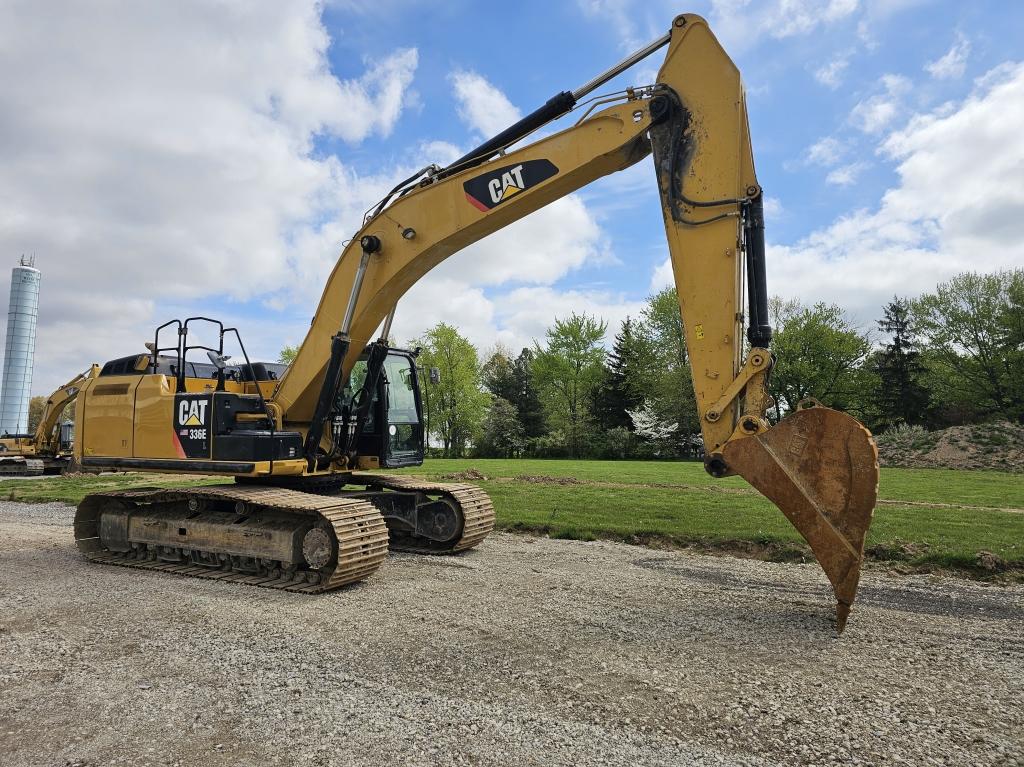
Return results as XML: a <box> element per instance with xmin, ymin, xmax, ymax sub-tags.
<box><xmin>1</xmin><ymin>501</ymin><xmax>1021</xmax><ymax>766</ymax></box>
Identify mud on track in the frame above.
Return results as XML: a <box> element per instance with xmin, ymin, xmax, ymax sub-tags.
<box><xmin>1</xmin><ymin>501</ymin><xmax>1021</xmax><ymax>766</ymax></box>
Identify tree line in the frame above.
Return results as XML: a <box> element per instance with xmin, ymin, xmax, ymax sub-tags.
<box><xmin>410</xmin><ymin>268</ymin><xmax>1024</xmax><ymax>459</ymax></box>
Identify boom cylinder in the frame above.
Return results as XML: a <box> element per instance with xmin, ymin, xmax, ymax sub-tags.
<box><xmin>303</xmin><ymin>235</ymin><xmax>380</xmax><ymax>469</ymax></box>
<box><xmin>438</xmin><ymin>30</ymin><xmax>671</xmax><ymax>179</ymax></box>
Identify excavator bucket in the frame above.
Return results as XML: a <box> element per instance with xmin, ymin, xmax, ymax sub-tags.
<box><xmin>722</xmin><ymin>405</ymin><xmax>879</xmax><ymax>632</ymax></box>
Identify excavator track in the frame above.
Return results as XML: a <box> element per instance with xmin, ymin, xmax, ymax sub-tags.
<box><xmin>355</xmin><ymin>474</ymin><xmax>496</xmax><ymax>553</ymax></box>
<box><xmin>0</xmin><ymin>457</ymin><xmax>44</xmax><ymax>476</ymax></box>
<box><xmin>74</xmin><ymin>484</ymin><xmax>389</xmax><ymax>592</ymax></box>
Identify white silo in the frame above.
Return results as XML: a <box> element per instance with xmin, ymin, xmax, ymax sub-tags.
<box><xmin>0</xmin><ymin>256</ymin><xmax>41</xmax><ymax>435</ymax></box>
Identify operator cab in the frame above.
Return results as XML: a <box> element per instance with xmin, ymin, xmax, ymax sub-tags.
<box><xmin>344</xmin><ymin>348</ymin><xmax>425</xmax><ymax>469</ymax></box>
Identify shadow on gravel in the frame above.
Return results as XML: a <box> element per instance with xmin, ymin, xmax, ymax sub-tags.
<box><xmin>632</xmin><ymin>557</ymin><xmax>1024</xmax><ymax>622</ymax></box>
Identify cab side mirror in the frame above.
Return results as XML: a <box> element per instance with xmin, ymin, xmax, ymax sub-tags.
<box><xmin>207</xmin><ymin>351</ymin><xmax>231</xmax><ymax>370</ymax></box>
<box><xmin>429</xmin><ymin>367</ymin><xmax>441</xmax><ymax>385</ymax></box>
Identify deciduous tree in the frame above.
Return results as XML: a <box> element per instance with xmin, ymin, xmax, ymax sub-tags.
<box><xmin>26</xmin><ymin>396</ymin><xmax>47</xmax><ymax>433</ymax></box>
<box><xmin>768</xmin><ymin>298</ymin><xmax>873</xmax><ymax>418</ymax></box>
<box><xmin>476</xmin><ymin>397</ymin><xmax>525</xmax><ymax>458</ymax></box>
<box><xmin>415</xmin><ymin>323</ymin><xmax>489</xmax><ymax>457</ymax></box>
<box><xmin>533</xmin><ymin>313</ymin><xmax>606</xmax><ymax>457</ymax></box>
<box><xmin>913</xmin><ymin>270</ymin><xmax>1024</xmax><ymax>423</ymax></box>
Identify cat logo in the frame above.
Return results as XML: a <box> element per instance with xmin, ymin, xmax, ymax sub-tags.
<box><xmin>463</xmin><ymin>159</ymin><xmax>559</xmax><ymax>212</ymax></box>
<box><xmin>178</xmin><ymin>398</ymin><xmax>208</xmax><ymax>427</ymax></box>
<box><xmin>488</xmin><ymin>164</ymin><xmax>526</xmax><ymax>203</ymax></box>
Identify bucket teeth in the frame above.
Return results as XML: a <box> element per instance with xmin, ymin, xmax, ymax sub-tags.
<box><xmin>836</xmin><ymin>602</ymin><xmax>851</xmax><ymax>635</ymax></box>
<box><xmin>723</xmin><ymin>405</ymin><xmax>878</xmax><ymax>629</ymax></box>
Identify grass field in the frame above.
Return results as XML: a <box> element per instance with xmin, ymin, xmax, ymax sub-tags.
<box><xmin>3</xmin><ymin>459</ymin><xmax>1022</xmax><ymax>577</ymax></box>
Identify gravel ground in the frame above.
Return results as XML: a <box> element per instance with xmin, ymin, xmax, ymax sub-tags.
<box><xmin>1</xmin><ymin>501</ymin><xmax>1022</xmax><ymax>767</ymax></box>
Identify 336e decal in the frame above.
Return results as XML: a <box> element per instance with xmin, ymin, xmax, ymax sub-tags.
<box><xmin>463</xmin><ymin>159</ymin><xmax>559</xmax><ymax>211</ymax></box>
<box><xmin>173</xmin><ymin>394</ymin><xmax>212</xmax><ymax>458</ymax></box>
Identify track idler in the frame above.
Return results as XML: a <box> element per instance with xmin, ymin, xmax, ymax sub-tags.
<box><xmin>720</xmin><ymin>404</ymin><xmax>879</xmax><ymax>632</ymax></box>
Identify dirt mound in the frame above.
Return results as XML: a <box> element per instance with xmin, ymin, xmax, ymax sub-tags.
<box><xmin>514</xmin><ymin>474</ymin><xmax>582</xmax><ymax>486</ymax></box>
<box><xmin>439</xmin><ymin>468</ymin><xmax>488</xmax><ymax>481</ymax></box>
<box><xmin>876</xmin><ymin>421</ymin><xmax>1024</xmax><ymax>472</ymax></box>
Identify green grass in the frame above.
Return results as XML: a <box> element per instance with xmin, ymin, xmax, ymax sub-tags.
<box><xmin>397</xmin><ymin>459</ymin><xmax>1024</xmax><ymax>575</ymax></box>
<box><xmin>0</xmin><ymin>472</ymin><xmax>222</xmax><ymax>505</ymax></box>
<box><xmin>3</xmin><ymin>459</ymin><xmax>1022</xmax><ymax>577</ymax></box>
<box><xmin>400</xmin><ymin>458</ymin><xmax>1024</xmax><ymax>510</ymax></box>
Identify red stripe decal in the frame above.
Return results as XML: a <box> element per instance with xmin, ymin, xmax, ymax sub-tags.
<box><xmin>171</xmin><ymin>429</ymin><xmax>186</xmax><ymax>459</ymax></box>
<box><xmin>465</xmin><ymin>192</ymin><xmax>490</xmax><ymax>212</ymax></box>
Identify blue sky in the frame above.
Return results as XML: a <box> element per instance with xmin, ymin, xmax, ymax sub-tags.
<box><xmin>1</xmin><ymin>0</ymin><xmax>1023</xmax><ymax>395</ymax></box>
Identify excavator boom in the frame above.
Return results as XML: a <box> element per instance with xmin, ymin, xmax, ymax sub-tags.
<box><xmin>0</xmin><ymin>365</ymin><xmax>98</xmax><ymax>475</ymax></box>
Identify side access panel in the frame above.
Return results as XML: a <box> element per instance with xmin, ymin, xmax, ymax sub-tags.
<box><xmin>80</xmin><ymin>377</ymin><xmax>141</xmax><ymax>459</ymax></box>
<box><xmin>133</xmin><ymin>375</ymin><xmax>193</xmax><ymax>459</ymax></box>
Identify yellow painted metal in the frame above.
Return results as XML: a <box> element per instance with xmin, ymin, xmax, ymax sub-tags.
<box><xmin>653</xmin><ymin>14</ymin><xmax>758</xmax><ymax>453</ymax></box>
<box><xmin>77</xmin><ymin>376</ymin><xmax>140</xmax><ymax>457</ymax></box>
<box><xmin>272</xmin><ymin>100</ymin><xmax>655</xmax><ymax>427</ymax></box>
<box><xmin>131</xmin><ymin>375</ymin><xmax>180</xmax><ymax>459</ymax></box>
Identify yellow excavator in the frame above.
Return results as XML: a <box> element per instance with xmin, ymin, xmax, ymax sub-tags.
<box><xmin>71</xmin><ymin>14</ymin><xmax>878</xmax><ymax>631</ymax></box>
<box><xmin>0</xmin><ymin>366</ymin><xmax>98</xmax><ymax>475</ymax></box>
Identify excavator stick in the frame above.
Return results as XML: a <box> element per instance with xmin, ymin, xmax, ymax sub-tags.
<box><xmin>722</xmin><ymin>405</ymin><xmax>879</xmax><ymax>632</ymax></box>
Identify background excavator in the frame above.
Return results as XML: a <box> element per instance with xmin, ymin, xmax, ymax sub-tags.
<box><xmin>71</xmin><ymin>14</ymin><xmax>878</xmax><ymax>631</ymax></box>
<box><xmin>0</xmin><ymin>366</ymin><xmax>97</xmax><ymax>475</ymax></box>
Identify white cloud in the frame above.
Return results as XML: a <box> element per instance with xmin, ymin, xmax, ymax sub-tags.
<box><xmin>392</xmin><ymin>280</ymin><xmax>646</xmax><ymax>355</ymax></box>
<box><xmin>763</xmin><ymin>196</ymin><xmax>784</xmax><ymax>220</ymax></box>
<box><xmin>576</xmin><ymin>0</ymin><xmax>645</xmax><ymax>51</ymax></box>
<box><xmin>494</xmin><ymin>287</ymin><xmax>647</xmax><ymax>349</ymax></box>
<box><xmin>432</xmin><ymin>197</ymin><xmax>610</xmax><ymax>287</ymax></box>
<box><xmin>580</xmin><ymin>0</ymin><xmax>862</xmax><ymax>55</ymax></box>
<box><xmin>826</xmin><ymin>162</ymin><xmax>868</xmax><ymax>186</ymax></box>
<box><xmin>650</xmin><ymin>258</ymin><xmax>675</xmax><ymax>292</ymax></box>
<box><xmin>0</xmin><ymin>1</ymin><xmax>420</xmax><ymax>394</ymax></box>
<box><xmin>851</xmin><ymin>73</ymin><xmax>912</xmax><ymax>133</ymax></box>
<box><xmin>419</xmin><ymin>141</ymin><xmax>463</xmax><ymax>166</ymax></box>
<box><xmin>925</xmin><ymin>33</ymin><xmax>970</xmax><ymax>80</ymax></box>
<box><xmin>770</xmin><ymin>61</ymin><xmax>1024</xmax><ymax>323</ymax></box>
<box><xmin>709</xmin><ymin>0</ymin><xmax>859</xmax><ymax>50</ymax></box>
<box><xmin>449</xmin><ymin>70</ymin><xmax>521</xmax><ymax>138</ymax></box>
<box><xmin>857</xmin><ymin>0</ymin><xmax>936</xmax><ymax>47</ymax></box>
<box><xmin>806</xmin><ymin>136</ymin><xmax>845</xmax><ymax>167</ymax></box>
<box><xmin>814</xmin><ymin>54</ymin><xmax>851</xmax><ymax>88</ymax></box>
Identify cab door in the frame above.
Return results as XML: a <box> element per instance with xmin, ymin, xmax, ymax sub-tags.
<box><xmin>381</xmin><ymin>354</ymin><xmax>424</xmax><ymax>468</ymax></box>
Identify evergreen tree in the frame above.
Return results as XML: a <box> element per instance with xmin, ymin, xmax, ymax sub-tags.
<box><xmin>872</xmin><ymin>297</ymin><xmax>929</xmax><ymax>427</ymax></box>
<box><xmin>590</xmin><ymin>317</ymin><xmax>649</xmax><ymax>431</ymax></box>
<box><xmin>483</xmin><ymin>346</ymin><xmax>545</xmax><ymax>442</ymax></box>
<box><xmin>636</xmin><ymin>287</ymin><xmax>700</xmax><ymax>448</ymax></box>
<box><xmin>511</xmin><ymin>348</ymin><xmax>546</xmax><ymax>440</ymax></box>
